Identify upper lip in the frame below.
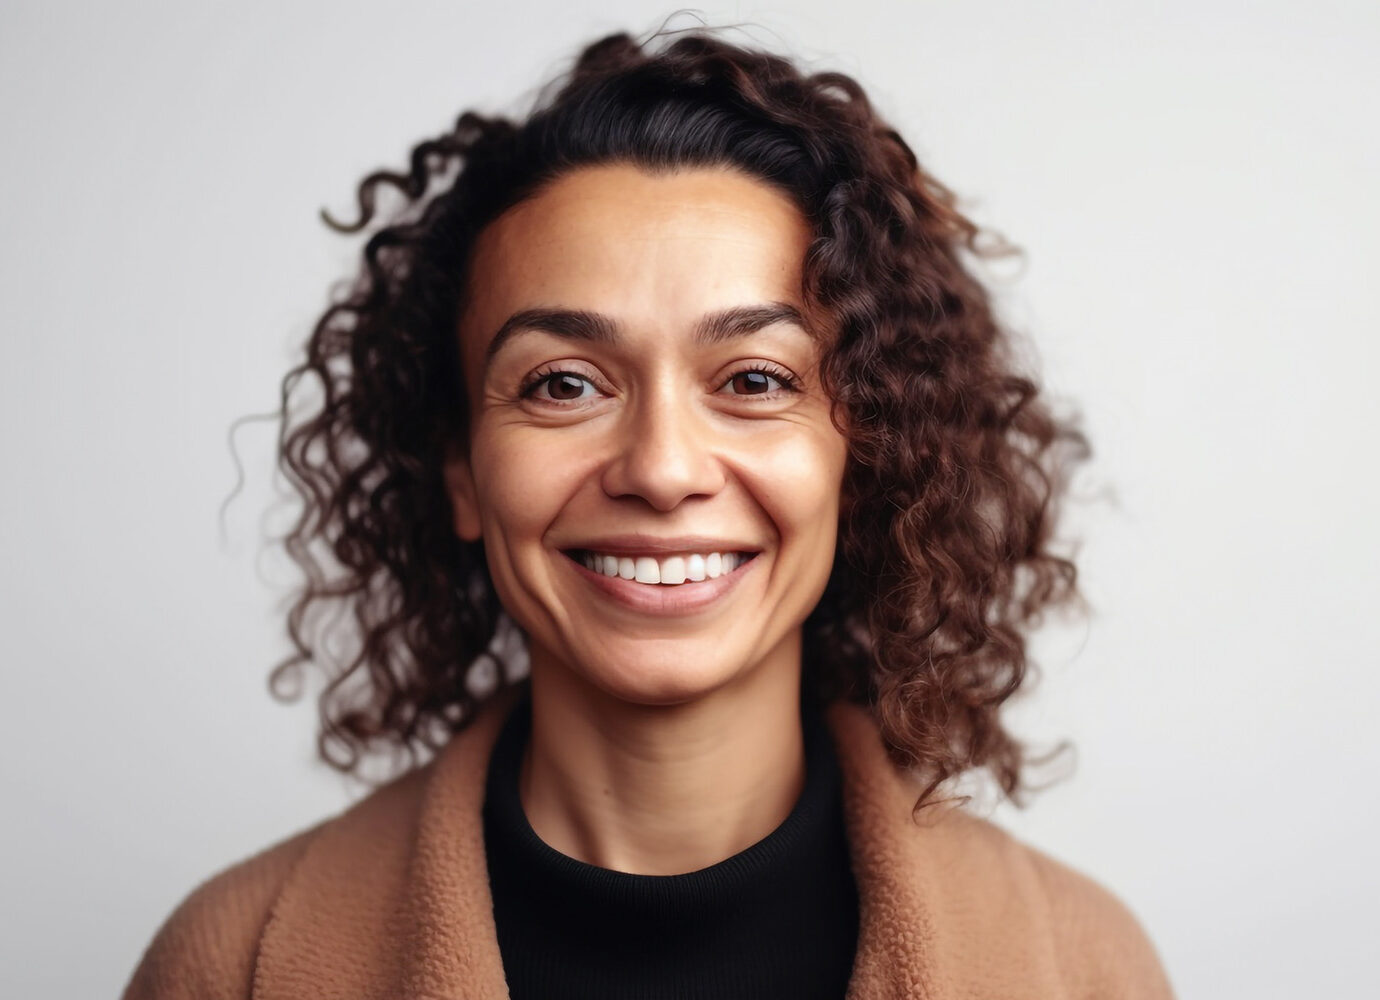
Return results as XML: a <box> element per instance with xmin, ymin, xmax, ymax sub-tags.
<box><xmin>559</xmin><ymin>534</ymin><xmax>763</xmax><ymax>556</ymax></box>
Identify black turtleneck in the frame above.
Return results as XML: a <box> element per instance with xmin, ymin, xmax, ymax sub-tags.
<box><xmin>480</xmin><ymin>685</ymin><xmax>860</xmax><ymax>999</ymax></box>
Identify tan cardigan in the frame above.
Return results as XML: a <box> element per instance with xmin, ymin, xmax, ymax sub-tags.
<box><xmin>121</xmin><ymin>683</ymin><xmax>1177</xmax><ymax>999</ymax></box>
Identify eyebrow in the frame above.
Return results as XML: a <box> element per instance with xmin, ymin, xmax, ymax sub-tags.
<box><xmin>481</xmin><ymin>301</ymin><xmax>813</xmax><ymax>372</ymax></box>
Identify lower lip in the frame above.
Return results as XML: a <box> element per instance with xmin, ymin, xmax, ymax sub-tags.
<box><xmin>561</xmin><ymin>551</ymin><xmax>759</xmax><ymax>615</ymax></box>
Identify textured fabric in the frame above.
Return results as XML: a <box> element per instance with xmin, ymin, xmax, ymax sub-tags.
<box><xmin>120</xmin><ymin>682</ymin><xmax>1178</xmax><ymax>999</ymax></box>
<box><xmin>482</xmin><ymin>685</ymin><xmax>860</xmax><ymax>998</ymax></box>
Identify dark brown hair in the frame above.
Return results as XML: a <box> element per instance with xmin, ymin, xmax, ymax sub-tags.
<box><xmin>267</xmin><ymin>22</ymin><xmax>1091</xmax><ymax>814</ymax></box>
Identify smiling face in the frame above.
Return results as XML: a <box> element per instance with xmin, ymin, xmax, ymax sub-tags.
<box><xmin>445</xmin><ymin>163</ymin><xmax>848</xmax><ymax>707</ymax></box>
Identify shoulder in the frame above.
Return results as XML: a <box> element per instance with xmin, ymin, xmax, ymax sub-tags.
<box><xmin>985</xmin><ymin>817</ymin><xmax>1178</xmax><ymax>999</ymax></box>
<box><xmin>119</xmin><ymin>819</ymin><xmax>328</xmax><ymax>1000</ymax></box>
<box><xmin>826</xmin><ymin>698</ymin><xmax>1176</xmax><ymax>996</ymax></box>
<box><xmin>119</xmin><ymin>762</ymin><xmax>434</xmax><ymax>1000</ymax></box>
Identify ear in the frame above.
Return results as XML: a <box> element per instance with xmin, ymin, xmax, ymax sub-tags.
<box><xmin>442</xmin><ymin>444</ymin><xmax>483</xmax><ymax>543</ymax></box>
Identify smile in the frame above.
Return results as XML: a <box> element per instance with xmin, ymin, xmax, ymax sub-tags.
<box><xmin>559</xmin><ymin>547</ymin><xmax>760</xmax><ymax>616</ymax></box>
<box><xmin>568</xmin><ymin>549</ymin><xmax>756</xmax><ymax>586</ymax></box>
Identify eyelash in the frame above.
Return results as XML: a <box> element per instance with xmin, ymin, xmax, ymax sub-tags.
<box><xmin>518</xmin><ymin>362</ymin><xmax>802</xmax><ymax>404</ymax></box>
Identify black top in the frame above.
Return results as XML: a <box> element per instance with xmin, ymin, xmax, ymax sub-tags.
<box><xmin>481</xmin><ymin>685</ymin><xmax>861</xmax><ymax>1000</ymax></box>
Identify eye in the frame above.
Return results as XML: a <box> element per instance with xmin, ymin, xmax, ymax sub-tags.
<box><xmin>719</xmin><ymin>364</ymin><xmax>800</xmax><ymax>397</ymax></box>
<box><xmin>522</xmin><ymin>370</ymin><xmax>601</xmax><ymax>403</ymax></box>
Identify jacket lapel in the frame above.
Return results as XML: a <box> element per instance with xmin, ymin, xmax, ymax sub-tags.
<box><xmin>825</xmin><ymin>699</ymin><xmax>1068</xmax><ymax>999</ymax></box>
<box><xmin>252</xmin><ymin>684</ymin><xmax>523</xmax><ymax>1000</ymax></box>
<box><xmin>395</xmin><ymin>684</ymin><xmax>521</xmax><ymax>999</ymax></box>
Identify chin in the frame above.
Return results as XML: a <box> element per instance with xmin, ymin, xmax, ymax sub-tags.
<box><xmin>568</xmin><ymin>639</ymin><xmax>747</xmax><ymax>708</ymax></box>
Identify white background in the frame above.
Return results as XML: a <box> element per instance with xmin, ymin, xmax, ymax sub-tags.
<box><xmin>2</xmin><ymin>1</ymin><xmax>1376</xmax><ymax>996</ymax></box>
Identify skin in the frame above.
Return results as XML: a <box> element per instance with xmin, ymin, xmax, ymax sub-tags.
<box><xmin>444</xmin><ymin>162</ymin><xmax>849</xmax><ymax>875</ymax></box>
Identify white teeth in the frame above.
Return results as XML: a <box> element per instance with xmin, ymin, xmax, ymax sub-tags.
<box><xmin>686</xmin><ymin>554</ymin><xmax>706</xmax><ymax>581</ymax></box>
<box><xmin>579</xmin><ymin>549</ymin><xmax>751</xmax><ymax>586</ymax></box>
<box><xmin>660</xmin><ymin>556</ymin><xmax>686</xmax><ymax>584</ymax></box>
<box><xmin>634</xmin><ymin>557</ymin><xmax>660</xmax><ymax>584</ymax></box>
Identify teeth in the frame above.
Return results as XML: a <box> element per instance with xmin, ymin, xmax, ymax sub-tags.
<box><xmin>579</xmin><ymin>550</ymin><xmax>749</xmax><ymax>586</ymax></box>
<box><xmin>634</xmin><ymin>557</ymin><xmax>659</xmax><ymax>584</ymax></box>
<box><xmin>686</xmin><ymin>554</ymin><xmax>705</xmax><ymax>581</ymax></box>
<box><xmin>661</xmin><ymin>556</ymin><xmax>686</xmax><ymax>585</ymax></box>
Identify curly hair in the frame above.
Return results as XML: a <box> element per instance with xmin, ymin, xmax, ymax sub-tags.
<box><xmin>266</xmin><ymin>22</ymin><xmax>1092</xmax><ymax>816</ymax></box>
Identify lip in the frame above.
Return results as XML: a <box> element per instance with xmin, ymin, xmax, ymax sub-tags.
<box><xmin>560</xmin><ymin>548</ymin><xmax>759</xmax><ymax>616</ymax></box>
<box><xmin>557</xmin><ymin>533</ymin><xmax>763</xmax><ymax>558</ymax></box>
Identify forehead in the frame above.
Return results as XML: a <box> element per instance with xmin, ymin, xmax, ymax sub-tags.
<box><xmin>459</xmin><ymin>163</ymin><xmax>815</xmax><ymax>359</ymax></box>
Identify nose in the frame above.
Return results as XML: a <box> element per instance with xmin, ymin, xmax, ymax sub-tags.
<box><xmin>600</xmin><ymin>381</ymin><xmax>727</xmax><ymax>511</ymax></box>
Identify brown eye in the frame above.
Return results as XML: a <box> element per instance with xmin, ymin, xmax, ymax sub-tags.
<box><xmin>546</xmin><ymin>373</ymin><xmax>589</xmax><ymax>400</ymax></box>
<box><xmin>726</xmin><ymin>371</ymin><xmax>786</xmax><ymax>395</ymax></box>
<box><xmin>524</xmin><ymin>371</ymin><xmax>598</xmax><ymax>403</ymax></box>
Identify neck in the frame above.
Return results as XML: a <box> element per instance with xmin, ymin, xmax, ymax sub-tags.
<box><xmin>518</xmin><ymin>637</ymin><xmax>807</xmax><ymax>875</ymax></box>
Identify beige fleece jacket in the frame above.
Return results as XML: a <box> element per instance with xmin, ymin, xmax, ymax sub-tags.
<box><xmin>121</xmin><ymin>682</ymin><xmax>1177</xmax><ymax>998</ymax></box>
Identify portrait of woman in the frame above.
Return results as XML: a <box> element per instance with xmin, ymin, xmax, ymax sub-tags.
<box><xmin>12</xmin><ymin>2</ymin><xmax>1380</xmax><ymax>997</ymax></box>
<box><xmin>111</xmin><ymin>22</ymin><xmax>1179</xmax><ymax>998</ymax></box>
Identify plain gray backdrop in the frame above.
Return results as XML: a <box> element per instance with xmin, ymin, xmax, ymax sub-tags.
<box><xmin>2</xmin><ymin>1</ymin><xmax>1376</xmax><ymax>996</ymax></box>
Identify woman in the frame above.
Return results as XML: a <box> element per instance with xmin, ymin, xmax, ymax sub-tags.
<box><xmin>122</xmin><ymin>24</ymin><xmax>1176</xmax><ymax>1000</ymax></box>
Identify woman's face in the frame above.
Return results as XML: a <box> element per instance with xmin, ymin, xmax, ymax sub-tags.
<box><xmin>446</xmin><ymin>162</ymin><xmax>848</xmax><ymax>705</ymax></box>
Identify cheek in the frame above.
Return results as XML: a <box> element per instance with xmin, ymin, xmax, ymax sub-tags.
<box><xmin>740</xmin><ymin>424</ymin><xmax>849</xmax><ymax>543</ymax></box>
<box><xmin>470</xmin><ymin>426</ymin><xmax>591</xmax><ymax>541</ymax></box>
